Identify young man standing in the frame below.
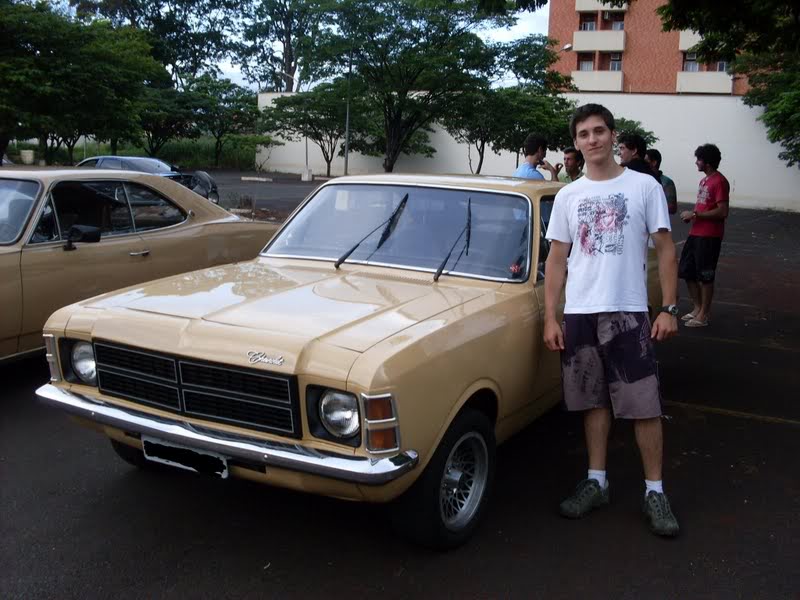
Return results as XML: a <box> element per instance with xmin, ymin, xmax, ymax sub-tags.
<box><xmin>558</xmin><ymin>147</ymin><xmax>585</xmax><ymax>183</ymax></box>
<box><xmin>513</xmin><ymin>134</ymin><xmax>559</xmax><ymax>181</ymax></box>
<box><xmin>544</xmin><ymin>104</ymin><xmax>680</xmax><ymax>537</ymax></box>
<box><xmin>618</xmin><ymin>133</ymin><xmax>660</xmax><ymax>182</ymax></box>
<box><xmin>644</xmin><ymin>148</ymin><xmax>678</xmax><ymax>215</ymax></box>
<box><xmin>678</xmin><ymin>144</ymin><xmax>730</xmax><ymax>327</ymax></box>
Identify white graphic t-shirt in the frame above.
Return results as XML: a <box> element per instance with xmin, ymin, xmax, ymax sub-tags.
<box><xmin>545</xmin><ymin>168</ymin><xmax>670</xmax><ymax>314</ymax></box>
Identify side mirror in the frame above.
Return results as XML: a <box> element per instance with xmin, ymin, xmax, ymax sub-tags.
<box><xmin>63</xmin><ymin>225</ymin><xmax>101</xmax><ymax>251</ymax></box>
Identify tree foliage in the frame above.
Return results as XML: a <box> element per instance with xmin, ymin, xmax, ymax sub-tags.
<box><xmin>615</xmin><ymin>118</ymin><xmax>658</xmax><ymax>149</ymax></box>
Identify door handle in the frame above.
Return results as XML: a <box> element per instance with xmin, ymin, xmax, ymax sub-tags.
<box><xmin>129</xmin><ymin>249</ymin><xmax>150</xmax><ymax>257</ymax></box>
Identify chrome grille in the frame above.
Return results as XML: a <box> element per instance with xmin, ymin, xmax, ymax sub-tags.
<box><xmin>94</xmin><ymin>341</ymin><xmax>300</xmax><ymax>437</ymax></box>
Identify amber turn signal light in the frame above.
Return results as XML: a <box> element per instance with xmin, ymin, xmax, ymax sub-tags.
<box><xmin>367</xmin><ymin>427</ymin><xmax>398</xmax><ymax>452</ymax></box>
<box><xmin>365</xmin><ymin>395</ymin><xmax>394</xmax><ymax>421</ymax></box>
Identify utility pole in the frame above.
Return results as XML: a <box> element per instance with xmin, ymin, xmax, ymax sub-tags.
<box><xmin>344</xmin><ymin>47</ymin><xmax>353</xmax><ymax>176</ymax></box>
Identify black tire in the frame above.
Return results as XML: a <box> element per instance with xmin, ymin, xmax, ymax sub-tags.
<box><xmin>109</xmin><ymin>438</ymin><xmax>151</xmax><ymax>469</ymax></box>
<box><xmin>390</xmin><ymin>408</ymin><xmax>496</xmax><ymax>550</ymax></box>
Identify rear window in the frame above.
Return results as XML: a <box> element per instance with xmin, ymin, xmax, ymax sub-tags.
<box><xmin>0</xmin><ymin>179</ymin><xmax>40</xmax><ymax>243</ymax></box>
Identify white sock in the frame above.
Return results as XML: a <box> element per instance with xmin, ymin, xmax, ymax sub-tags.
<box><xmin>645</xmin><ymin>479</ymin><xmax>663</xmax><ymax>496</ymax></box>
<box><xmin>588</xmin><ymin>469</ymin><xmax>607</xmax><ymax>489</ymax></box>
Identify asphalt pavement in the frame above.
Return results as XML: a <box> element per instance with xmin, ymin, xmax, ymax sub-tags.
<box><xmin>1</xmin><ymin>194</ymin><xmax>798</xmax><ymax>599</ymax></box>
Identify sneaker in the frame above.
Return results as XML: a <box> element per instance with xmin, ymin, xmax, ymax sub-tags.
<box><xmin>559</xmin><ymin>479</ymin><xmax>610</xmax><ymax>519</ymax></box>
<box><xmin>643</xmin><ymin>491</ymin><xmax>680</xmax><ymax>537</ymax></box>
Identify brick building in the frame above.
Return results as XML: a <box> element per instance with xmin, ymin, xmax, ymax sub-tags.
<box><xmin>549</xmin><ymin>0</ymin><xmax>748</xmax><ymax>96</ymax></box>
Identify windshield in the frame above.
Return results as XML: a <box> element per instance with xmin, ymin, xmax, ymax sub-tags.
<box><xmin>264</xmin><ymin>183</ymin><xmax>531</xmax><ymax>281</ymax></box>
<box><xmin>0</xmin><ymin>179</ymin><xmax>40</xmax><ymax>243</ymax></box>
<box><xmin>126</xmin><ymin>157</ymin><xmax>174</xmax><ymax>173</ymax></box>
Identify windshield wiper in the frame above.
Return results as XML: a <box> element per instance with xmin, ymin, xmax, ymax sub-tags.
<box><xmin>434</xmin><ymin>197</ymin><xmax>471</xmax><ymax>282</ymax></box>
<box><xmin>334</xmin><ymin>193</ymin><xmax>409</xmax><ymax>269</ymax></box>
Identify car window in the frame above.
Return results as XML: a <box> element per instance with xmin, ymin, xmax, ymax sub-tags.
<box><xmin>124</xmin><ymin>182</ymin><xmax>186</xmax><ymax>231</ymax></box>
<box><xmin>265</xmin><ymin>183</ymin><xmax>531</xmax><ymax>281</ymax></box>
<box><xmin>0</xmin><ymin>179</ymin><xmax>40</xmax><ymax>244</ymax></box>
<box><xmin>101</xmin><ymin>158</ymin><xmax>124</xmax><ymax>169</ymax></box>
<box><xmin>78</xmin><ymin>159</ymin><xmax>98</xmax><ymax>168</ymax></box>
<box><xmin>126</xmin><ymin>157</ymin><xmax>173</xmax><ymax>174</ymax></box>
<box><xmin>51</xmin><ymin>181</ymin><xmax>133</xmax><ymax>237</ymax></box>
<box><xmin>30</xmin><ymin>196</ymin><xmax>61</xmax><ymax>243</ymax></box>
<box><xmin>537</xmin><ymin>195</ymin><xmax>555</xmax><ymax>281</ymax></box>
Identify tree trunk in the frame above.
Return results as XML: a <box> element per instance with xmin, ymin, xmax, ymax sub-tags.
<box><xmin>38</xmin><ymin>137</ymin><xmax>47</xmax><ymax>164</ymax></box>
<box><xmin>475</xmin><ymin>140</ymin><xmax>486</xmax><ymax>175</ymax></box>
<box><xmin>215</xmin><ymin>137</ymin><xmax>223</xmax><ymax>167</ymax></box>
<box><xmin>110</xmin><ymin>138</ymin><xmax>118</xmax><ymax>155</ymax></box>
<box><xmin>0</xmin><ymin>134</ymin><xmax>9</xmax><ymax>165</ymax></box>
<box><xmin>66</xmin><ymin>143</ymin><xmax>76</xmax><ymax>165</ymax></box>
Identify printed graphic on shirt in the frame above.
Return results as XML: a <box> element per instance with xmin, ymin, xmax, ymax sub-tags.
<box><xmin>576</xmin><ymin>193</ymin><xmax>630</xmax><ymax>256</ymax></box>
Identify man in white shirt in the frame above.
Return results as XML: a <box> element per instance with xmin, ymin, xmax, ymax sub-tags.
<box><xmin>544</xmin><ymin>104</ymin><xmax>680</xmax><ymax>537</ymax></box>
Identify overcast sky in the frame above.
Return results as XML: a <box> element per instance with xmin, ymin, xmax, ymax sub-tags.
<box><xmin>219</xmin><ymin>3</ymin><xmax>551</xmax><ymax>90</ymax></box>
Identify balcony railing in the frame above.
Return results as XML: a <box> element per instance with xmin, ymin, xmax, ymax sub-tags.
<box><xmin>575</xmin><ymin>0</ymin><xmax>627</xmax><ymax>11</ymax></box>
<box><xmin>573</xmin><ymin>30</ymin><xmax>626</xmax><ymax>52</ymax></box>
<box><xmin>571</xmin><ymin>70</ymin><xmax>624</xmax><ymax>92</ymax></box>
<box><xmin>676</xmin><ymin>71</ymin><xmax>733</xmax><ymax>94</ymax></box>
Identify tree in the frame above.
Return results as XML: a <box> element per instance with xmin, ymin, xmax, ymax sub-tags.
<box><xmin>317</xmin><ymin>0</ymin><xmax>507</xmax><ymax>172</ymax></box>
<box><xmin>236</xmin><ymin>0</ymin><xmax>325</xmax><ymax>92</ymax></box>
<box><xmin>193</xmin><ymin>75</ymin><xmax>261</xmax><ymax>166</ymax></box>
<box><xmin>138</xmin><ymin>81</ymin><xmax>201</xmax><ymax>156</ymax></box>
<box><xmin>267</xmin><ymin>79</ymin><xmax>361</xmax><ymax>176</ymax></box>
<box><xmin>439</xmin><ymin>87</ymin><xmax>498</xmax><ymax>174</ymax></box>
<box><xmin>70</xmin><ymin>0</ymin><xmax>240</xmax><ymax>84</ymax></box>
<box><xmin>605</xmin><ymin>0</ymin><xmax>800</xmax><ymax>167</ymax></box>
<box><xmin>615</xmin><ymin>118</ymin><xmax>659</xmax><ymax>148</ymax></box>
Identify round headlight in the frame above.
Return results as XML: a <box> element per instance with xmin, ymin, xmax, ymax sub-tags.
<box><xmin>319</xmin><ymin>390</ymin><xmax>360</xmax><ymax>438</ymax></box>
<box><xmin>71</xmin><ymin>342</ymin><xmax>97</xmax><ymax>385</ymax></box>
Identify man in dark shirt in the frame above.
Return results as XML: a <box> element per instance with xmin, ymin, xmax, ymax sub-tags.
<box><xmin>618</xmin><ymin>133</ymin><xmax>660</xmax><ymax>182</ymax></box>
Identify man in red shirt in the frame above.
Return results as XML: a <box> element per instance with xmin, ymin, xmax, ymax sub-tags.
<box><xmin>678</xmin><ymin>144</ymin><xmax>730</xmax><ymax>327</ymax></box>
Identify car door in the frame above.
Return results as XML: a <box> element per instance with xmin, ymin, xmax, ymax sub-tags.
<box><xmin>18</xmin><ymin>180</ymin><xmax>152</xmax><ymax>351</ymax></box>
<box><xmin>0</xmin><ymin>245</ymin><xmax>22</xmax><ymax>357</ymax></box>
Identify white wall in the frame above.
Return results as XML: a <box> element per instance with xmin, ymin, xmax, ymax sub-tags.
<box><xmin>257</xmin><ymin>91</ymin><xmax>800</xmax><ymax>212</ymax></box>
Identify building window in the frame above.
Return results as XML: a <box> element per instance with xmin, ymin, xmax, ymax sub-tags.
<box><xmin>611</xmin><ymin>20</ymin><xmax>625</xmax><ymax>31</ymax></box>
<box><xmin>609</xmin><ymin>53</ymin><xmax>622</xmax><ymax>71</ymax></box>
<box><xmin>683</xmin><ymin>52</ymin><xmax>699</xmax><ymax>72</ymax></box>
<box><xmin>716</xmin><ymin>61</ymin><xmax>729</xmax><ymax>72</ymax></box>
<box><xmin>578</xmin><ymin>53</ymin><xmax>594</xmax><ymax>71</ymax></box>
<box><xmin>579</xmin><ymin>14</ymin><xmax>597</xmax><ymax>31</ymax></box>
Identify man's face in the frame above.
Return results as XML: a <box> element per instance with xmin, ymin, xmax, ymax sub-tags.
<box><xmin>618</xmin><ymin>143</ymin><xmax>636</xmax><ymax>164</ymax></box>
<box><xmin>695</xmin><ymin>157</ymin><xmax>706</xmax><ymax>172</ymax></box>
<box><xmin>563</xmin><ymin>152</ymin><xmax>580</xmax><ymax>172</ymax></box>
<box><xmin>644</xmin><ymin>155</ymin><xmax>658</xmax><ymax>172</ymax></box>
<box><xmin>574</xmin><ymin>115</ymin><xmax>615</xmax><ymax>164</ymax></box>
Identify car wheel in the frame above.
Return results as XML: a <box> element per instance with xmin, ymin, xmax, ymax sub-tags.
<box><xmin>109</xmin><ymin>438</ymin><xmax>151</xmax><ymax>469</ymax></box>
<box><xmin>390</xmin><ymin>408</ymin><xmax>495</xmax><ymax>550</ymax></box>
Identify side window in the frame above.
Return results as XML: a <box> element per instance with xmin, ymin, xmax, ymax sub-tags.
<box><xmin>51</xmin><ymin>181</ymin><xmax>133</xmax><ymax>237</ymax></box>
<box><xmin>30</xmin><ymin>196</ymin><xmax>61</xmax><ymax>243</ymax></box>
<box><xmin>124</xmin><ymin>182</ymin><xmax>186</xmax><ymax>232</ymax></box>
<box><xmin>102</xmin><ymin>158</ymin><xmax>123</xmax><ymax>169</ymax></box>
<box><xmin>538</xmin><ymin>195</ymin><xmax>556</xmax><ymax>281</ymax></box>
<box><xmin>79</xmin><ymin>159</ymin><xmax>98</xmax><ymax>168</ymax></box>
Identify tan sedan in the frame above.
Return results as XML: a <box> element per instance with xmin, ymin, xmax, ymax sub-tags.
<box><xmin>0</xmin><ymin>169</ymin><xmax>278</xmax><ymax>362</ymax></box>
<box><xmin>36</xmin><ymin>174</ymin><xmax>661</xmax><ymax>549</ymax></box>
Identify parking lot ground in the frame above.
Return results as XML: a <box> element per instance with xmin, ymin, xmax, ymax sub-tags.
<box><xmin>1</xmin><ymin>201</ymin><xmax>798</xmax><ymax>599</ymax></box>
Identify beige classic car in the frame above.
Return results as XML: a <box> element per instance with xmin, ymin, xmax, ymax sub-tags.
<box><xmin>0</xmin><ymin>169</ymin><xmax>278</xmax><ymax>362</ymax></box>
<box><xmin>37</xmin><ymin>174</ymin><xmax>661</xmax><ymax>549</ymax></box>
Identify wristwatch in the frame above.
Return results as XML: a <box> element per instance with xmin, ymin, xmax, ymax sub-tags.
<box><xmin>660</xmin><ymin>304</ymin><xmax>679</xmax><ymax>316</ymax></box>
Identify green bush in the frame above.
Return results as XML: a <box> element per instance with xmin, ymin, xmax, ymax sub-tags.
<box><xmin>6</xmin><ymin>136</ymin><xmax>278</xmax><ymax>170</ymax></box>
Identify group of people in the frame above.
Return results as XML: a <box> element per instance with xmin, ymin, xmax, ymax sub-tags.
<box><xmin>518</xmin><ymin>104</ymin><xmax>730</xmax><ymax>538</ymax></box>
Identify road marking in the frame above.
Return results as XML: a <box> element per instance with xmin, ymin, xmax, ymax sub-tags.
<box><xmin>666</xmin><ymin>401</ymin><xmax>800</xmax><ymax>427</ymax></box>
<box><xmin>241</xmin><ymin>176</ymin><xmax>272</xmax><ymax>182</ymax></box>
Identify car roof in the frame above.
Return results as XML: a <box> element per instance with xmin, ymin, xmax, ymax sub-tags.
<box><xmin>325</xmin><ymin>173</ymin><xmax>564</xmax><ymax>197</ymax></box>
<box><xmin>0</xmin><ymin>168</ymin><xmax>171</xmax><ymax>184</ymax></box>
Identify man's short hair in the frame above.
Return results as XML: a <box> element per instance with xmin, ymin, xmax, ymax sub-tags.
<box><xmin>564</xmin><ymin>146</ymin><xmax>585</xmax><ymax>167</ymax></box>
<box><xmin>617</xmin><ymin>133</ymin><xmax>647</xmax><ymax>158</ymax></box>
<box><xmin>695</xmin><ymin>143</ymin><xmax>722</xmax><ymax>169</ymax></box>
<box><xmin>569</xmin><ymin>104</ymin><xmax>615</xmax><ymax>139</ymax></box>
<box><xmin>523</xmin><ymin>134</ymin><xmax>547</xmax><ymax>157</ymax></box>
<box><xmin>645</xmin><ymin>148</ymin><xmax>662</xmax><ymax>169</ymax></box>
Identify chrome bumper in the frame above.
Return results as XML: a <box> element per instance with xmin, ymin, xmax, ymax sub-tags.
<box><xmin>36</xmin><ymin>384</ymin><xmax>419</xmax><ymax>486</ymax></box>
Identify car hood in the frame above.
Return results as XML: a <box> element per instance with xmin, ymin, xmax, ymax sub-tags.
<box><xmin>84</xmin><ymin>257</ymin><xmax>493</xmax><ymax>353</ymax></box>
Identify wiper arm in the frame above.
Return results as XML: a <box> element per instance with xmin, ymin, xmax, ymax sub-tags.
<box><xmin>434</xmin><ymin>197</ymin><xmax>471</xmax><ymax>282</ymax></box>
<box><xmin>334</xmin><ymin>193</ymin><xmax>409</xmax><ymax>269</ymax></box>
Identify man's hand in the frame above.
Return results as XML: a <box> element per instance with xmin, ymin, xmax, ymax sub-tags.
<box><xmin>680</xmin><ymin>210</ymin><xmax>694</xmax><ymax>223</ymax></box>
<box><xmin>544</xmin><ymin>318</ymin><xmax>565</xmax><ymax>351</ymax></box>
<box><xmin>555</xmin><ymin>162</ymin><xmax>564</xmax><ymax>176</ymax></box>
<box><xmin>541</xmin><ymin>160</ymin><xmax>559</xmax><ymax>181</ymax></box>
<box><xmin>651</xmin><ymin>313</ymin><xmax>678</xmax><ymax>341</ymax></box>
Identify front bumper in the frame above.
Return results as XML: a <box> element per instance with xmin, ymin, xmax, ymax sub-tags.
<box><xmin>36</xmin><ymin>384</ymin><xmax>418</xmax><ymax>486</ymax></box>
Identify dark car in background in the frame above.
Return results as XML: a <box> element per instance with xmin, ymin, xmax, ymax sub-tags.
<box><xmin>76</xmin><ymin>156</ymin><xmax>219</xmax><ymax>204</ymax></box>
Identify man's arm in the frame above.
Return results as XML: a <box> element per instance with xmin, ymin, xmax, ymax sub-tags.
<box><xmin>680</xmin><ymin>202</ymin><xmax>729</xmax><ymax>222</ymax></box>
<box><xmin>664</xmin><ymin>180</ymin><xmax>678</xmax><ymax>215</ymax></box>
<box><xmin>541</xmin><ymin>160</ymin><xmax>559</xmax><ymax>182</ymax></box>
<box><xmin>650</xmin><ymin>230</ymin><xmax>678</xmax><ymax>341</ymax></box>
<box><xmin>543</xmin><ymin>240</ymin><xmax>569</xmax><ymax>350</ymax></box>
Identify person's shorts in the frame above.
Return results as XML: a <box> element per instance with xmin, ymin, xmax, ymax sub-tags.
<box><xmin>561</xmin><ymin>312</ymin><xmax>662</xmax><ymax>419</ymax></box>
<box><xmin>678</xmin><ymin>235</ymin><xmax>722</xmax><ymax>283</ymax></box>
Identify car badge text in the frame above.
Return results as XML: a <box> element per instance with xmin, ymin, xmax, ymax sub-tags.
<box><xmin>247</xmin><ymin>351</ymin><xmax>285</xmax><ymax>366</ymax></box>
